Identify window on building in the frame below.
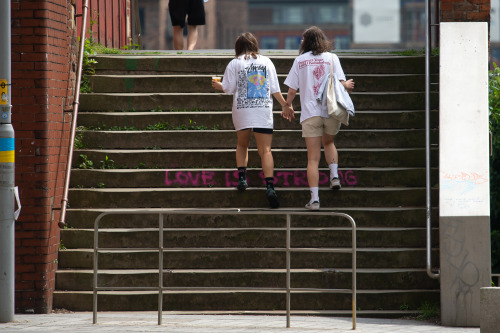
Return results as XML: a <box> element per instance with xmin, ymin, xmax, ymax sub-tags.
<box><xmin>260</xmin><ymin>36</ymin><xmax>279</xmax><ymax>49</ymax></box>
<box><xmin>334</xmin><ymin>35</ymin><xmax>350</xmax><ymax>50</ymax></box>
<box><xmin>284</xmin><ymin>36</ymin><xmax>302</xmax><ymax>50</ymax></box>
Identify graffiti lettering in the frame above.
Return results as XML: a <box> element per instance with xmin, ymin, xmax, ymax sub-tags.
<box><xmin>165</xmin><ymin>170</ymin><xmax>358</xmax><ymax>187</ymax></box>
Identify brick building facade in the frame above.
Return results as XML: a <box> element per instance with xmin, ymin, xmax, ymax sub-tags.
<box><xmin>11</xmin><ymin>0</ymin><xmax>78</xmax><ymax>313</ymax></box>
<box><xmin>10</xmin><ymin>0</ymin><xmax>491</xmax><ymax>314</ymax></box>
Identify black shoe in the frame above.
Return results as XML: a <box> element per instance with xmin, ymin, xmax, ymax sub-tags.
<box><xmin>266</xmin><ymin>187</ymin><xmax>280</xmax><ymax>208</ymax></box>
<box><xmin>237</xmin><ymin>179</ymin><xmax>248</xmax><ymax>191</ymax></box>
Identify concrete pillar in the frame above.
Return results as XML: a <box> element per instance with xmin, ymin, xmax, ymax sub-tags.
<box><xmin>480</xmin><ymin>288</ymin><xmax>500</xmax><ymax>333</ymax></box>
<box><xmin>439</xmin><ymin>22</ymin><xmax>491</xmax><ymax>327</ymax></box>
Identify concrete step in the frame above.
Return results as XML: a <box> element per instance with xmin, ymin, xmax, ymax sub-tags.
<box><xmin>92</xmin><ymin>54</ymin><xmax>438</xmax><ymax>75</ymax></box>
<box><xmin>77</xmin><ymin>110</ymin><xmax>439</xmax><ymax>131</ymax></box>
<box><xmin>72</xmin><ymin>148</ymin><xmax>439</xmax><ymax>169</ymax></box>
<box><xmin>59</xmin><ymin>227</ymin><xmax>438</xmax><ymax>249</ymax></box>
<box><xmin>66</xmin><ymin>187</ymin><xmax>438</xmax><ymax>209</ymax></box>
<box><xmin>89</xmin><ymin>74</ymin><xmax>436</xmax><ymax>94</ymax></box>
<box><xmin>79</xmin><ymin>92</ymin><xmax>438</xmax><ymax>112</ymax></box>
<box><xmin>52</xmin><ymin>289</ymin><xmax>439</xmax><ymax>312</ymax></box>
<box><xmin>70</xmin><ymin>167</ymin><xmax>438</xmax><ymax>189</ymax></box>
<box><xmin>65</xmin><ymin>207</ymin><xmax>439</xmax><ymax>229</ymax></box>
<box><xmin>76</xmin><ymin>129</ymin><xmax>438</xmax><ymax>149</ymax></box>
<box><xmin>55</xmin><ymin>269</ymin><xmax>439</xmax><ymax>291</ymax></box>
<box><xmin>57</xmin><ymin>248</ymin><xmax>439</xmax><ymax>270</ymax></box>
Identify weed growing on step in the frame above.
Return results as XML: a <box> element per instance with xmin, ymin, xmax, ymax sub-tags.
<box><xmin>97</xmin><ymin>182</ymin><xmax>106</xmax><ymax>188</ymax></box>
<box><xmin>59</xmin><ymin>240</ymin><xmax>67</xmax><ymax>250</ymax></box>
<box><xmin>78</xmin><ymin>154</ymin><xmax>94</xmax><ymax>169</ymax></box>
<box><xmin>99</xmin><ymin>155</ymin><xmax>116</xmax><ymax>169</ymax></box>
<box><xmin>74</xmin><ymin>127</ymin><xmax>86</xmax><ymax>149</ymax></box>
<box><xmin>416</xmin><ymin>302</ymin><xmax>439</xmax><ymax>321</ymax></box>
<box><xmin>399</xmin><ymin>303</ymin><xmax>410</xmax><ymax>311</ymax></box>
<box><xmin>145</xmin><ymin>122</ymin><xmax>170</xmax><ymax>130</ymax></box>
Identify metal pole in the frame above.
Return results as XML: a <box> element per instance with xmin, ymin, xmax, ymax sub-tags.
<box><xmin>0</xmin><ymin>0</ymin><xmax>15</xmax><ymax>323</ymax></box>
<box><xmin>425</xmin><ymin>0</ymin><xmax>439</xmax><ymax>280</ymax></box>
<box><xmin>59</xmin><ymin>0</ymin><xmax>89</xmax><ymax>228</ymax></box>
<box><xmin>286</xmin><ymin>214</ymin><xmax>291</xmax><ymax>328</ymax></box>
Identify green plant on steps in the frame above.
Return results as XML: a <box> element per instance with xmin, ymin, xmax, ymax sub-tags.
<box><xmin>417</xmin><ymin>302</ymin><xmax>439</xmax><ymax>321</ymax></box>
<box><xmin>489</xmin><ymin>63</ymin><xmax>500</xmax><ymax>276</ymax></box>
<box><xmin>99</xmin><ymin>155</ymin><xmax>116</xmax><ymax>169</ymax></box>
<box><xmin>78</xmin><ymin>154</ymin><xmax>94</xmax><ymax>169</ymax></box>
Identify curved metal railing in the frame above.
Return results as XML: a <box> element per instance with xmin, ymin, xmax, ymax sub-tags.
<box><xmin>92</xmin><ymin>208</ymin><xmax>357</xmax><ymax>330</ymax></box>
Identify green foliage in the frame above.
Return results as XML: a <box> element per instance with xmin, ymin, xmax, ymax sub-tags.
<box><xmin>417</xmin><ymin>302</ymin><xmax>439</xmax><ymax>321</ymax></box>
<box><xmin>99</xmin><ymin>155</ymin><xmax>116</xmax><ymax>169</ymax></box>
<box><xmin>145</xmin><ymin>122</ymin><xmax>170</xmax><ymax>130</ymax></box>
<box><xmin>489</xmin><ymin>63</ymin><xmax>500</xmax><ymax>274</ymax></box>
<box><xmin>78</xmin><ymin>154</ymin><xmax>94</xmax><ymax>169</ymax></box>
<box><xmin>59</xmin><ymin>240</ymin><xmax>67</xmax><ymax>250</ymax></box>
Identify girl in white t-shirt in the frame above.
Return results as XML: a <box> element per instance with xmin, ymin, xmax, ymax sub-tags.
<box><xmin>212</xmin><ymin>32</ymin><xmax>293</xmax><ymax>208</ymax></box>
<box><xmin>283</xmin><ymin>26</ymin><xmax>354</xmax><ymax>211</ymax></box>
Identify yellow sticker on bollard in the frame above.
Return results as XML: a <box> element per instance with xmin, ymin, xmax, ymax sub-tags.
<box><xmin>0</xmin><ymin>79</ymin><xmax>8</xmax><ymax>105</ymax></box>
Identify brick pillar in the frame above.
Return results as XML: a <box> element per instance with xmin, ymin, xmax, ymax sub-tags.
<box><xmin>11</xmin><ymin>0</ymin><xmax>77</xmax><ymax>313</ymax></box>
<box><xmin>440</xmin><ymin>0</ymin><xmax>491</xmax><ymax>23</ymax></box>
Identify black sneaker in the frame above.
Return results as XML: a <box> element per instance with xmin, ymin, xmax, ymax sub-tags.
<box><xmin>266</xmin><ymin>187</ymin><xmax>280</xmax><ymax>208</ymax></box>
<box><xmin>237</xmin><ymin>179</ymin><xmax>248</xmax><ymax>191</ymax></box>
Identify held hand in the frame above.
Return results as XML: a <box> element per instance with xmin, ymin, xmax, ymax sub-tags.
<box><xmin>281</xmin><ymin>104</ymin><xmax>295</xmax><ymax>123</ymax></box>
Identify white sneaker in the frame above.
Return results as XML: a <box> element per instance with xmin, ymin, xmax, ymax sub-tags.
<box><xmin>305</xmin><ymin>201</ymin><xmax>320</xmax><ymax>211</ymax></box>
<box><xmin>330</xmin><ymin>177</ymin><xmax>341</xmax><ymax>190</ymax></box>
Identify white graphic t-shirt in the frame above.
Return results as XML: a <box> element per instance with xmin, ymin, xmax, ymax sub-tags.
<box><xmin>222</xmin><ymin>55</ymin><xmax>280</xmax><ymax>131</ymax></box>
<box><xmin>284</xmin><ymin>51</ymin><xmax>346</xmax><ymax>123</ymax></box>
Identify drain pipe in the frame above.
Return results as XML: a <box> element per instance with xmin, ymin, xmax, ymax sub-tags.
<box><xmin>425</xmin><ymin>0</ymin><xmax>440</xmax><ymax>280</ymax></box>
<box><xmin>59</xmin><ymin>0</ymin><xmax>89</xmax><ymax>228</ymax></box>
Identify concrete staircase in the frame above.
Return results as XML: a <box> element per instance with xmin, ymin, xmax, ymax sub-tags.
<box><xmin>54</xmin><ymin>52</ymin><xmax>440</xmax><ymax>316</ymax></box>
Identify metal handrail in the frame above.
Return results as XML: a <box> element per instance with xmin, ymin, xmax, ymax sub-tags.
<box><xmin>425</xmin><ymin>0</ymin><xmax>440</xmax><ymax>280</ymax></box>
<box><xmin>58</xmin><ymin>0</ymin><xmax>89</xmax><ymax>228</ymax></box>
<box><xmin>92</xmin><ymin>209</ymin><xmax>357</xmax><ymax>330</ymax></box>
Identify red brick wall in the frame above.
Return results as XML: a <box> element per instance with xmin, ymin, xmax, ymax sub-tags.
<box><xmin>440</xmin><ymin>0</ymin><xmax>491</xmax><ymax>22</ymax></box>
<box><xmin>11</xmin><ymin>0</ymin><xmax>78</xmax><ymax>313</ymax></box>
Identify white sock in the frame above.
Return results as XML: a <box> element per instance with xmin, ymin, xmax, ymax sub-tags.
<box><xmin>310</xmin><ymin>187</ymin><xmax>319</xmax><ymax>203</ymax></box>
<box><xmin>329</xmin><ymin>163</ymin><xmax>339</xmax><ymax>179</ymax></box>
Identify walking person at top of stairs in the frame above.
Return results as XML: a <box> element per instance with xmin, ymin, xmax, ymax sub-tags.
<box><xmin>283</xmin><ymin>26</ymin><xmax>355</xmax><ymax>211</ymax></box>
<box><xmin>169</xmin><ymin>0</ymin><xmax>206</xmax><ymax>50</ymax></box>
<box><xmin>212</xmin><ymin>32</ymin><xmax>293</xmax><ymax>209</ymax></box>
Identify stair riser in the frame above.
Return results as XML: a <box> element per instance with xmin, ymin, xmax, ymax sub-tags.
<box><xmin>53</xmin><ymin>290</ymin><xmax>439</xmax><ymax>312</ymax></box>
<box><xmin>67</xmin><ymin>188</ymin><xmax>438</xmax><ymax>209</ymax></box>
<box><xmin>70</xmin><ymin>169</ymin><xmax>439</xmax><ymax>189</ymax></box>
<box><xmin>79</xmin><ymin>92</ymin><xmax>438</xmax><ymax>112</ymax></box>
<box><xmin>78</xmin><ymin>130</ymin><xmax>438</xmax><ymax>149</ymax></box>
<box><xmin>77</xmin><ymin>111</ymin><xmax>439</xmax><ymax>130</ymax></box>
<box><xmin>65</xmin><ymin>209</ymin><xmax>440</xmax><ymax>229</ymax></box>
<box><xmin>55</xmin><ymin>271</ymin><xmax>439</xmax><ymax>291</ymax></box>
<box><xmin>92</xmin><ymin>55</ymin><xmax>438</xmax><ymax>75</ymax></box>
<box><xmin>90</xmin><ymin>74</ymin><xmax>433</xmax><ymax>94</ymax></box>
<box><xmin>73</xmin><ymin>149</ymin><xmax>439</xmax><ymax>169</ymax></box>
<box><xmin>60</xmin><ymin>229</ymin><xmax>439</xmax><ymax>249</ymax></box>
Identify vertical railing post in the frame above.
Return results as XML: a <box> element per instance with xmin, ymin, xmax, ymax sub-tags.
<box><xmin>425</xmin><ymin>0</ymin><xmax>440</xmax><ymax>280</ymax></box>
<box><xmin>158</xmin><ymin>213</ymin><xmax>164</xmax><ymax>325</ymax></box>
<box><xmin>286</xmin><ymin>214</ymin><xmax>291</xmax><ymax>328</ymax></box>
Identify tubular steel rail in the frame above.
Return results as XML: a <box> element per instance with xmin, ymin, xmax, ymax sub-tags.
<box><xmin>425</xmin><ymin>0</ymin><xmax>440</xmax><ymax>280</ymax></box>
<box><xmin>59</xmin><ymin>0</ymin><xmax>89</xmax><ymax>228</ymax></box>
<box><xmin>92</xmin><ymin>209</ymin><xmax>357</xmax><ymax>330</ymax></box>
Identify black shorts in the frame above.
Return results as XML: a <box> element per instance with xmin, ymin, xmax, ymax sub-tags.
<box><xmin>239</xmin><ymin>128</ymin><xmax>274</xmax><ymax>134</ymax></box>
<box><xmin>169</xmin><ymin>0</ymin><xmax>206</xmax><ymax>28</ymax></box>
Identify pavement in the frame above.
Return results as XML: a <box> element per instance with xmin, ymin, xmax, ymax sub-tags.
<box><xmin>0</xmin><ymin>312</ymin><xmax>481</xmax><ymax>333</ymax></box>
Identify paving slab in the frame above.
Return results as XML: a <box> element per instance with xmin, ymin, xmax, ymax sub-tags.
<box><xmin>0</xmin><ymin>312</ymin><xmax>480</xmax><ymax>333</ymax></box>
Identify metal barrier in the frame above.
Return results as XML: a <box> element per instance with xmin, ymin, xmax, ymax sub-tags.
<box><xmin>93</xmin><ymin>208</ymin><xmax>357</xmax><ymax>330</ymax></box>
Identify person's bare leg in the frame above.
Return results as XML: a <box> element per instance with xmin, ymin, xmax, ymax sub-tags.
<box><xmin>173</xmin><ymin>26</ymin><xmax>184</xmax><ymax>50</ymax></box>
<box><xmin>187</xmin><ymin>25</ymin><xmax>199</xmax><ymax>50</ymax></box>
<box><xmin>305</xmin><ymin>136</ymin><xmax>322</xmax><ymax>187</ymax></box>
<box><xmin>253</xmin><ymin>132</ymin><xmax>274</xmax><ymax>178</ymax></box>
<box><xmin>236</xmin><ymin>129</ymin><xmax>251</xmax><ymax>168</ymax></box>
<box><xmin>322</xmin><ymin>133</ymin><xmax>338</xmax><ymax>165</ymax></box>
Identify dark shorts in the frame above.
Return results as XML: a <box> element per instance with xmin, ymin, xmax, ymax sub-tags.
<box><xmin>169</xmin><ymin>0</ymin><xmax>206</xmax><ymax>28</ymax></box>
<box><xmin>239</xmin><ymin>128</ymin><xmax>274</xmax><ymax>134</ymax></box>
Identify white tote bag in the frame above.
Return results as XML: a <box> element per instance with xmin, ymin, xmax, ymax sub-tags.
<box><xmin>326</xmin><ymin>54</ymin><xmax>353</xmax><ymax>125</ymax></box>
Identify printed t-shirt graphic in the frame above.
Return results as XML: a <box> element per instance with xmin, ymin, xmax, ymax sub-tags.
<box><xmin>236</xmin><ymin>64</ymin><xmax>270</xmax><ymax>109</ymax></box>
